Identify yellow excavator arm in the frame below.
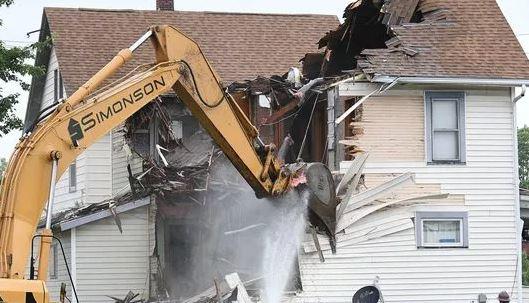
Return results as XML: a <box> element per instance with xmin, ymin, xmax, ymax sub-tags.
<box><xmin>0</xmin><ymin>25</ymin><xmax>293</xmax><ymax>302</ymax></box>
<box><xmin>0</xmin><ymin>25</ymin><xmax>336</xmax><ymax>302</ymax></box>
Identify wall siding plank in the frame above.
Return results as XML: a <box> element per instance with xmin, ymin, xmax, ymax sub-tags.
<box><xmin>76</xmin><ymin>207</ymin><xmax>150</xmax><ymax>303</ymax></box>
<box><xmin>296</xmin><ymin>87</ymin><xmax>520</xmax><ymax>303</ymax></box>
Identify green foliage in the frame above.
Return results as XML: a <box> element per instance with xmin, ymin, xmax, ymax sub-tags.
<box><xmin>0</xmin><ymin>0</ymin><xmax>46</xmax><ymax>136</ymax></box>
<box><xmin>520</xmin><ymin>127</ymin><xmax>529</xmax><ymax>189</ymax></box>
<box><xmin>0</xmin><ymin>157</ymin><xmax>6</xmax><ymax>183</ymax></box>
<box><xmin>523</xmin><ymin>252</ymin><xmax>529</xmax><ymax>285</ymax></box>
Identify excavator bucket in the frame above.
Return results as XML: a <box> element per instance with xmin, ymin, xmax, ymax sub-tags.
<box><xmin>298</xmin><ymin>162</ymin><xmax>337</xmax><ymax>251</ymax></box>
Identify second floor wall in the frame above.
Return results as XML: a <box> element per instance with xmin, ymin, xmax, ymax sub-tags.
<box><xmin>39</xmin><ymin>47</ymin><xmax>114</xmax><ymax>213</ymax></box>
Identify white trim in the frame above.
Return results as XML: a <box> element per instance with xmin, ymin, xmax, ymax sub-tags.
<box><xmin>70</xmin><ymin>227</ymin><xmax>77</xmax><ymax>303</ymax></box>
<box><xmin>339</xmin><ymin>82</ymin><xmax>382</xmax><ymax>96</ymax></box>
<box><xmin>425</xmin><ymin>91</ymin><xmax>467</xmax><ymax>164</ymax></box>
<box><xmin>511</xmin><ymin>87</ymin><xmax>523</xmax><ymax>302</ymax></box>
<box><xmin>372</xmin><ymin>76</ymin><xmax>529</xmax><ymax>87</ymax></box>
<box><xmin>415</xmin><ymin>211</ymin><xmax>469</xmax><ymax>248</ymax></box>
<box><xmin>335</xmin><ymin>88</ymin><xmax>379</xmax><ymax>125</ymax></box>
<box><xmin>110</xmin><ymin>128</ymin><xmax>114</xmax><ymax>195</ymax></box>
<box><xmin>60</xmin><ymin>197</ymin><xmax>150</xmax><ymax>231</ymax></box>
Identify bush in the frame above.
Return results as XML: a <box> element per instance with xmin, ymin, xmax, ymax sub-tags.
<box><xmin>522</xmin><ymin>252</ymin><xmax>529</xmax><ymax>285</ymax></box>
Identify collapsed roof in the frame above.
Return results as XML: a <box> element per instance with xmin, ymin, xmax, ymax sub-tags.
<box><xmin>319</xmin><ymin>0</ymin><xmax>529</xmax><ymax>80</ymax></box>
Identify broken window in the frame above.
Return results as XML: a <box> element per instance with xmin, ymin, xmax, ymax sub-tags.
<box><xmin>425</xmin><ymin>91</ymin><xmax>466</xmax><ymax>164</ymax></box>
<box><xmin>415</xmin><ymin>211</ymin><xmax>468</xmax><ymax>248</ymax></box>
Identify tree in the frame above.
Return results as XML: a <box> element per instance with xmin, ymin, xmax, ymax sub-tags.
<box><xmin>0</xmin><ymin>157</ymin><xmax>6</xmax><ymax>183</ymax></box>
<box><xmin>520</xmin><ymin>126</ymin><xmax>529</xmax><ymax>189</ymax></box>
<box><xmin>523</xmin><ymin>252</ymin><xmax>529</xmax><ymax>285</ymax></box>
<box><xmin>0</xmin><ymin>0</ymin><xmax>46</xmax><ymax>136</ymax></box>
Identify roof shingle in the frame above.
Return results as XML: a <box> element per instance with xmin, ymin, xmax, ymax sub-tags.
<box><xmin>43</xmin><ymin>8</ymin><xmax>339</xmax><ymax>94</ymax></box>
<box><xmin>359</xmin><ymin>0</ymin><xmax>529</xmax><ymax>80</ymax></box>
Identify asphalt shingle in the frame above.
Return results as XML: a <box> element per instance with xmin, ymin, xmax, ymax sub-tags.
<box><xmin>359</xmin><ymin>0</ymin><xmax>529</xmax><ymax>80</ymax></box>
<box><xmin>43</xmin><ymin>8</ymin><xmax>339</xmax><ymax>94</ymax></box>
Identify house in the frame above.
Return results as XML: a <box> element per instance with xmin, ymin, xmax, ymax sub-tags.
<box><xmin>23</xmin><ymin>1</ymin><xmax>338</xmax><ymax>302</ymax></box>
<box><xmin>25</xmin><ymin>0</ymin><xmax>529</xmax><ymax>302</ymax></box>
<box><xmin>290</xmin><ymin>0</ymin><xmax>529</xmax><ymax>302</ymax></box>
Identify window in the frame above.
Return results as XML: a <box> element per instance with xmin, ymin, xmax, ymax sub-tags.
<box><xmin>53</xmin><ymin>69</ymin><xmax>64</xmax><ymax>103</ymax></box>
<box><xmin>49</xmin><ymin>243</ymin><xmax>58</xmax><ymax>280</ymax></box>
<box><xmin>425</xmin><ymin>91</ymin><xmax>466</xmax><ymax>164</ymax></box>
<box><xmin>415</xmin><ymin>211</ymin><xmax>468</xmax><ymax>248</ymax></box>
<box><xmin>171</xmin><ymin>120</ymin><xmax>183</xmax><ymax>140</ymax></box>
<box><xmin>69</xmin><ymin>161</ymin><xmax>77</xmax><ymax>193</ymax></box>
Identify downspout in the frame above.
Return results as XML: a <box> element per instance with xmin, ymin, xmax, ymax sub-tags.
<box><xmin>511</xmin><ymin>86</ymin><xmax>523</xmax><ymax>302</ymax></box>
<box><xmin>514</xmin><ymin>85</ymin><xmax>526</xmax><ymax>103</ymax></box>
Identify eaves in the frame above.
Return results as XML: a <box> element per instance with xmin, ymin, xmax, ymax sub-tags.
<box><xmin>59</xmin><ymin>196</ymin><xmax>151</xmax><ymax>231</ymax></box>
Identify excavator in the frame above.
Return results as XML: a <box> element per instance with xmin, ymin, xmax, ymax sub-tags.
<box><xmin>0</xmin><ymin>25</ymin><xmax>337</xmax><ymax>302</ymax></box>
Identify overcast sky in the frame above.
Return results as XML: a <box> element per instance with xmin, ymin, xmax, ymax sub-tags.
<box><xmin>0</xmin><ymin>0</ymin><xmax>528</xmax><ymax>159</ymax></box>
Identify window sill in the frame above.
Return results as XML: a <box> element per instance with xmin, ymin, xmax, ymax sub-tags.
<box><xmin>427</xmin><ymin>161</ymin><xmax>466</xmax><ymax>166</ymax></box>
<box><xmin>417</xmin><ymin>246</ymin><xmax>468</xmax><ymax>249</ymax></box>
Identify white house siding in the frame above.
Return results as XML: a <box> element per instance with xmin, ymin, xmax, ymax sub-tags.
<box><xmin>28</xmin><ymin>230</ymin><xmax>73</xmax><ymax>302</ymax></box>
<box><xmin>40</xmin><ymin>48</ymin><xmax>59</xmax><ymax>111</ymax></box>
<box><xmin>75</xmin><ymin>206</ymin><xmax>150</xmax><ymax>303</ymax></box>
<box><xmin>46</xmin><ymin>231</ymin><xmax>73</xmax><ymax>302</ymax></box>
<box><xmin>84</xmin><ymin>133</ymin><xmax>113</xmax><ymax>204</ymax></box>
<box><xmin>296</xmin><ymin>87</ymin><xmax>521</xmax><ymax>302</ymax></box>
<box><xmin>39</xmin><ymin>47</ymin><xmax>84</xmax><ymax>212</ymax></box>
<box><xmin>38</xmin><ymin>46</ymin><xmax>114</xmax><ymax>211</ymax></box>
<box><xmin>523</xmin><ymin>286</ymin><xmax>529</xmax><ymax>302</ymax></box>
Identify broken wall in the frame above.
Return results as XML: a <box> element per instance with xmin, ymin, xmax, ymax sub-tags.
<box><xmin>340</xmin><ymin>92</ymin><xmax>426</xmax><ymax>162</ymax></box>
<box><xmin>296</xmin><ymin>87</ymin><xmax>519</xmax><ymax>302</ymax></box>
<box><xmin>152</xmin><ymin>157</ymin><xmax>303</xmax><ymax>301</ymax></box>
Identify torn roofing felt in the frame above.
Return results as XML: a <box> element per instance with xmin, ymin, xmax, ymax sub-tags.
<box><xmin>319</xmin><ymin>0</ymin><xmax>529</xmax><ymax>80</ymax></box>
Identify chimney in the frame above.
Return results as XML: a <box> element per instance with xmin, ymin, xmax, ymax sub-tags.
<box><xmin>156</xmin><ymin>0</ymin><xmax>174</xmax><ymax>10</ymax></box>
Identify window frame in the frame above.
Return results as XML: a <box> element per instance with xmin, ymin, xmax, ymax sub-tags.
<box><xmin>415</xmin><ymin>211</ymin><xmax>469</xmax><ymax>248</ymax></box>
<box><xmin>59</xmin><ymin>71</ymin><xmax>64</xmax><ymax>100</ymax></box>
<box><xmin>49</xmin><ymin>242</ymin><xmax>58</xmax><ymax>280</ymax></box>
<box><xmin>69</xmin><ymin>160</ymin><xmax>77</xmax><ymax>193</ymax></box>
<box><xmin>54</xmin><ymin>69</ymin><xmax>64</xmax><ymax>103</ymax></box>
<box><xmin>53</xmin><ymin>69</ymin><xmax>59</xmax><ymax>103</ymax></box>
<box><xmin>425</xmin><ymin>91</ymin><xmax>466</xmax><ymax>164</ymax></box>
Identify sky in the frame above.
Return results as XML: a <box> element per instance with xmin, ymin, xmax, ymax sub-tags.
<box><xmin>0</xmin><ymin>0</ymin><xmax>528</xmax><ymax>159</ymax></box>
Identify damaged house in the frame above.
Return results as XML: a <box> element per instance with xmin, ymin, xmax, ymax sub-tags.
<box><xmin>291</xmin><ymin>0</ymin><xmax>529</xmax><ymax>302</ymax></box>
<box><xmin>23</xmin><ymin>1</ymin><xmax>338</xmax><ymax>302</ymax></box>
<box><xmin>22</xmin><ymin>0</ymin><xmax>529</xmax><ymax>302</ymax></box>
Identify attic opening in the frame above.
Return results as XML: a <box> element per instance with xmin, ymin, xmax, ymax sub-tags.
<box><xmin>318</xmin><ymin>0</ymin><xmax>426</xmax><ymax>77</ymax></box>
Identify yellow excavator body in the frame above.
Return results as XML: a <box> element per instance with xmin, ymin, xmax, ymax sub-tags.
<box><xmin>0</xmin><ymin>25</ymin><xmax>336</xmax><ymax>301</ymax></box>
